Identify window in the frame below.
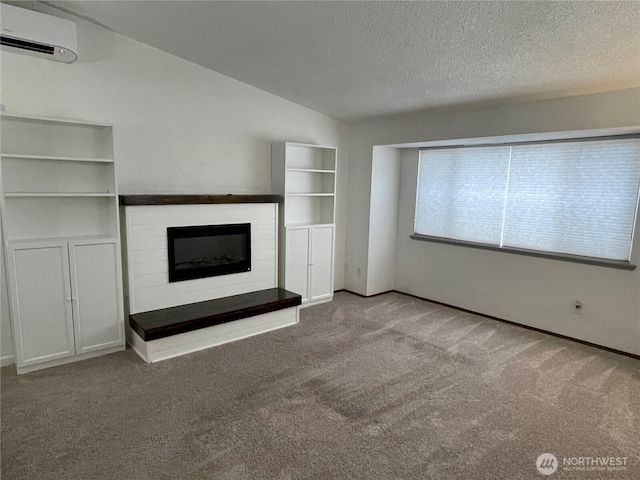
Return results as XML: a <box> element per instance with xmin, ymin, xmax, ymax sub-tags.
<box><xmin>414</xmin><ymin>136</ymin><xmax>640</xmax><ymax>266</ymax></box>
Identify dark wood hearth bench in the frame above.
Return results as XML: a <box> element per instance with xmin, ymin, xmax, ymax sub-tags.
<box><xmin>129</xmin><ymin>288</ymin><xmax>302</xmax><ymax>342</ymax></box>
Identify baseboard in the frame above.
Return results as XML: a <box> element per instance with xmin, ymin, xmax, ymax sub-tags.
<box><xmin>338</xmin><ymin>289</ymin><xmax>640</xmax><ymax>361</ymax></box>
<box><xmin>1</xmin><ymin>354</ymin><xmax>15</xmax><ymax>367</ymax></box>
<box><xmin>337</xmin><ymin>289</ymin><xmax>393</xmax><ymax>299</ymax></box>
<box><xmin>15</xmin><ymin>345</ymin><xmax>125</xmax><ymax>375</ymax></box>
<box><xmin>300</xmin><ymin>296</ymin><xmax>334</xmax><ymax>308</ymax></box>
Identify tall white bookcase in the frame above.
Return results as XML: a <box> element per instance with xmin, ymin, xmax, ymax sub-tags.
<box><xmin>0</xmin><ymin>114</ymin><xmax>125</xmax><ymax>374</ymax></box>
<box><xmin>271</xmin><ymin>142</ymin><xmax>336</xmax><ymax>307</ymax></box>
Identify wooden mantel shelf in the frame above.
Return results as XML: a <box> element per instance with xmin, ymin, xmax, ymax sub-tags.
<box><xmin>119</xmin><ymin>194</ymin><xmax>281</xmax><ymax>206</ymax></box>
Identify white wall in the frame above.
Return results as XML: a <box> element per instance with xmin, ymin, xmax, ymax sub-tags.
<box><xmin>346</xmin><ymin>88</ymin><xmax>640</xmax><ymax>354</ymax></box>
<box><xmin>366</xmin><ymin>146</ymin><xmax>401</xmax><ymax>295</ymax></box>
<box><xmin>0</xmin><ymin>4</ymin><xmax>349</xmax><ymax>364</ymax></box>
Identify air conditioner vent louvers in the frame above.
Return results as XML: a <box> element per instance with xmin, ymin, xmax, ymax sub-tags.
<box><xmin>0</xmin><ymin>3</ymin><xmax>77</xmax><ymax>63</ymax></box>
<box><xmin>1</xmin><ymin>36</ymin><xmax>55</xmax><ymax>55</ymax></box>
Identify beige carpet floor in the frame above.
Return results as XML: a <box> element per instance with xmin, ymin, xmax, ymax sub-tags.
<box><xmin>1</xmin><ymin>291</ymin><xmax>639</xmax><ymax>479</ymax></box>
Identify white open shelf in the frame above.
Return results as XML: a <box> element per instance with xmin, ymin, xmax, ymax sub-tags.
<box><xmin>1</xmin><ymin>115</ymin><xmax>113</xmax><ymax>159</ymax></box>
<box><xmin>2</xmin><ymin>148</ymin><xmax>116</xmax><ymax>197</ymax></box>
<box><xmin>1</xmin><ymin>114</ymin><xmax>119</xmax><ymax>243</ymax></box>
<box><xmin>2</xmin><ymin>196</ymin><xmax>118</xmax><ymax>241</ymax></box>
<box><xmin>272</xmin><ymin>142</ymin><xmax>337</xmax><ymax>227</ymax></box>
<box><xmin>286</xmin><ymin>169</ymin><xmax>335</xmax><ymax>195</ymax></box>
<box><xmin>285</xmin><ymin>222</ymin><xmax>335</xmax><ymax>229</ymax></box>
<box><xmin>1</xmin><ymin>154</ymin><xmax>114</xmax><ymax>163</ymax></box>
<box><xmin>284</xmin><ymin>193</ymin><xmax>335</xmax><ymax>226</ymax></box>
<box><xmin>286</xmin><ymin>168</ymin><xmax>335</xmax><ymax>173</ymax></box>
<box><xmin>287</xmin><ymin>193</ymin><xmax>334</xmax><ymax>197</ymax></box>
<box><xmin>6</xmin><ymin>234</ymin><xmax>119</xmax><ymax>247</ymax></box>
<box><xmin>285</xmin><ymin>144</ymin><xmax>336</xmax><ymax>171</ymax></box>
<box><xmin>0</xmin><ymin>112</ymin><xmax>111</xmax><ymax>127</ymax></box>
<box><xmin>4</xmin><ymin>193</ymin><xmax>116</xmax><ymax>198</ymax></box>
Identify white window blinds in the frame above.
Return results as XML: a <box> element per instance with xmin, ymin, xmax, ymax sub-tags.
<box><xmin>415</xmin><ymin>136</ymin><xmax>640</xmax><ymax>262</ymax></box>
<box><xmin>415</xmin><ymin>147</ymin><xmax>510</xmax><ymax>244</ymax></box>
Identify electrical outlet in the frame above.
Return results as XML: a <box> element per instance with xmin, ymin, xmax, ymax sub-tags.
<box><xmin>573</xmin><ymin>300</ymin><xmax>583</xmax><ymax>314</ymax></box>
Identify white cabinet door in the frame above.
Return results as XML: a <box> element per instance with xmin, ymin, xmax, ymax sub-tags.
<box><xmin>310</xmin><ymin>225</ymin><xmax>334</xmax><ymax>301</ymax></box>
<box><xmin>69</xmin><ymin>239</ymin><xmax>124</xmax><ymax>354</ymax></box>
<box><xmin>7</xmin><ymin>242</ymin><xmax>75</xmax><ymax>366</ymax></box>
<box><xmin>285</xmin><ymin>227</ymin><xmax>311</xmax><ymax>302</ymax></box>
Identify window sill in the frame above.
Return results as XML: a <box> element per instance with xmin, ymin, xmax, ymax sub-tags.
<box><xmin>409</xmin><ymin>234</ymin><xmax>637</xmax><ymax>271</ymax></box>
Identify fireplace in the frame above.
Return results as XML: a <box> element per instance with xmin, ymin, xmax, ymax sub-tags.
<box><xmin>167</xmin><ymin>223</ymin><xmax>251</xmax><ymax>282</ymax></box>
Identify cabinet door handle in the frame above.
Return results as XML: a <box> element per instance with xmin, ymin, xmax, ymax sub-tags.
<box><xmin>65</xmin><ymin>297</ymin><xmax>72</xmax><ymax>303</ymax></box>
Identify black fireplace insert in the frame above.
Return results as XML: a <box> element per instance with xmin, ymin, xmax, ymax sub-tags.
<box><xmin>167</xmin><ymin>223</ymin><xmax>251</xmax><ymax>282</ymax></box>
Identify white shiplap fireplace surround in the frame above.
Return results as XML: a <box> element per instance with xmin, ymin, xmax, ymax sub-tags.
<box><xmin>120</xmin><ymin>195</ymin><xmax>300</xmax><ymax>363</ymax></box>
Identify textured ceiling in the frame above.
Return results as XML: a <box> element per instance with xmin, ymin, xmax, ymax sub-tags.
<box><xmin>46</xmin><ymin>1</ymin><xmax>640</xmax><ymax>123</ymax></box>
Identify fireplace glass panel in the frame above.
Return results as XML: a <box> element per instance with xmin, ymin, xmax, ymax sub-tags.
<box><xmin>168</xmin><ymin>223</ymin><xmax>251</xmax><ymax>282</ymax></box>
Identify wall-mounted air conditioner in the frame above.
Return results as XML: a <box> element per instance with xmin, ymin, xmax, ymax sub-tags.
<box><xmin>0</xmin><ymin>3</ymin><xmax>77</xmax><ymax>63</ymax></box>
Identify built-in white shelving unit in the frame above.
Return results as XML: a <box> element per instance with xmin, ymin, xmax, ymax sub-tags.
<box><xmin>1</xmin><ymin>113</ymin><xmax>125</xmax><ymax>374</ymax></box>
<box><xmin>272</xmin><ymin>142</ymin><xmax>337</xmax><ymax>307</ymax></box>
